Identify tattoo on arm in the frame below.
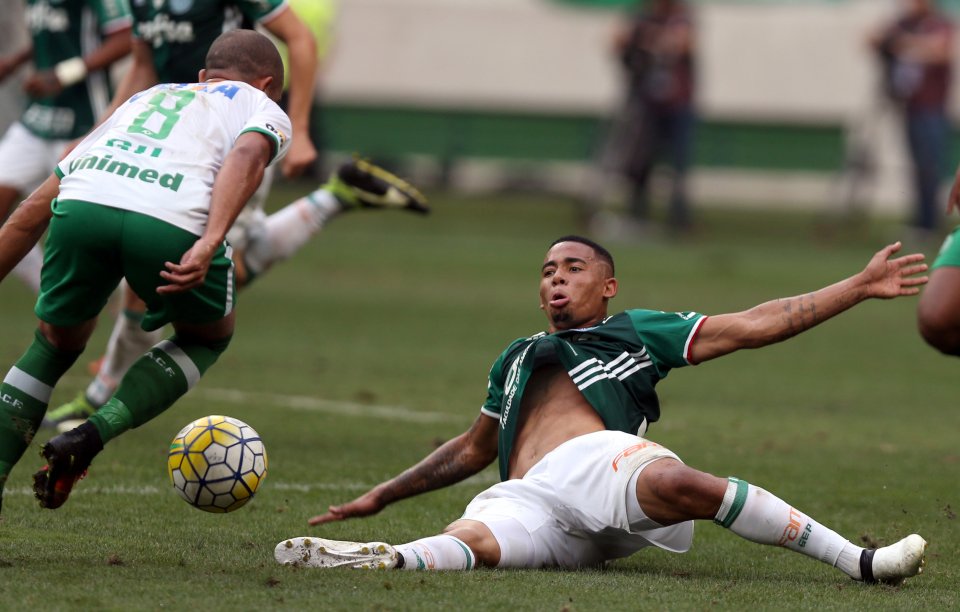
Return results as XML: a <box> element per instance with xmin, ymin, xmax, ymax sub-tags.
<box><xmin>377</xmin><ymin>420</ymin><xmax>494</xmax><ymax>505</ymax></box>
<box><xmin>778</xmin><ymin>292</ymin><xmax>819</xmax><ymax>340</ymax></box>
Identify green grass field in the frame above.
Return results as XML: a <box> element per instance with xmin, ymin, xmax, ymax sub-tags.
<box><xmin>1</xmin><ymin>185</ymin><xmax>958</xmax><ymax>610</ymax></box>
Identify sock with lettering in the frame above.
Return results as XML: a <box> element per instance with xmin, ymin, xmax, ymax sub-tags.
<box><xmin>395</xmin><ymin>535</ymin><xmax>476</xmax><ymax>570</ymax></box>
<box><xmin>714</xmin><ymin>477</ymin><xmax>864</xmax><ymax>579</ymax></box>
<box><xmin>88</xmin><ymin>334</ymin><xmax>231</xmax><ymax>443</ymax></box>
<box><xmin>0</xmin><ymin>329</ymin><xmax>82</xmax><ymax>510</ymax></box>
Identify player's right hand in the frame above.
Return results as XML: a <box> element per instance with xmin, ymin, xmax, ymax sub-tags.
<box><xmin>157</xmin><ymin>239</ymin><xmax>218</xmax><ymax>294</ymax></box>
<box><xmin>307</xmin><ymin>491</ymin><xmax>385</xmax><ymax>526</ymax></box>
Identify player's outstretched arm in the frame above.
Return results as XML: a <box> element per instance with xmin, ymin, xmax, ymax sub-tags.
<box><xmin>689</xmin><ymin>242</ymin><xmax>928</xmax><ymax>364</ymax></box>
<box><xmin>158</xmin><ymin>132</ymin><xmax>273</xmax><ymax>294</ymax></box>
<box><xmin>0</xmin><ymin>174</ymin><xmax>59</xmax><ymax>282</ymax></box>
<box><xmin>308</xmin><ymin>414</ymin><xmax>499</xmax><ymax>526</ymax></box>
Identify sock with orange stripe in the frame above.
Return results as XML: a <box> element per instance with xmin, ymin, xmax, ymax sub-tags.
<box><xmin>714</xmin><ymin>477</ymin><xmax>864</xmax><ymax>579</ymax></box>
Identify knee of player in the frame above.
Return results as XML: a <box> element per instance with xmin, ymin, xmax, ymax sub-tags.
<box><xmin>442</xmin><ymin>521</ymin><xmax>501</xmax><ymax>567</ymax></box>
<box><xmin>645</xmin><ymin>463</ymin><xmax>724</xmax><ymax>514</ymax></box>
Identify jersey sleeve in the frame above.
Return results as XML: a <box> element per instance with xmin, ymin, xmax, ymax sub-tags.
<box><xmin>239</xmin><ymin>0</ymin><xmax>289</xmax><ymax>25</ymax></box>
<box><xmin>479</xmin><ymin>351</ymin><xmax>508</xmax><ymax>420</ymax></box>
<box><xmin>93</xmin><ymin>0</ymin><xmax>133</xmax><ymax>35</ymax></box>
<box><xmin>238</xmin><ymin>97</ymin><xmax>292</xmax><ymax>165</ymax></box>
<box><xmin>626</xmin><ymin>309</ymin><xmax>706</xmax><ymax>368</ymax></box>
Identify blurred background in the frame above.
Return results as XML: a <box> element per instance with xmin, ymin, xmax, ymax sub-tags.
<box><xmin>3</xmin><ymin>0</ymin><xmax>960</xmax><ymax>239</ymax></box>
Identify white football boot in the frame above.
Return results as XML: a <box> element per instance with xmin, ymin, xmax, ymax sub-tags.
<box><xmin>275</xmin><ymin>537</ymin><xmax>400</xmax><ymax>569</ymax></box>
<box><xmin>859</xmin><ymin>534</ymin><xmax>927</xmax><ymax>585</ymax></box>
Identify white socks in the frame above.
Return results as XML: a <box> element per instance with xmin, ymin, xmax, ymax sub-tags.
<box><xmin>85</xmin><ymin>308</ymin><xmax>165</xmax><ymax>406</ymax></box>
<box><xmin>12</xmin><ymin>244</ymin><xmax>43</xmax><ymax>292</ymax></box>
<box><xmin>243</xmin><ymin>189</ymin><xmax>343</xmax><ymax>277</ymax></box>
<box><xmin>396</xmin><ymin>535</ymin><xmax>476</xmax><ymax>570</ymax></box>
<box><xmin>715</xmin><ymin>477</ymin><xmax>864</xmax><ymax>579</ymax></box>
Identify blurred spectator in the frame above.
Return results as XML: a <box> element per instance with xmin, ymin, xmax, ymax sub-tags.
<box><xmin>872</xmin><ymin>0</ymin><xmax>954</xmax><ymax>237</ymax></box>
<box><xmin>614</xmin><ymin>0</ymin><xmax>696</xmax><ymax>233</ymax></box>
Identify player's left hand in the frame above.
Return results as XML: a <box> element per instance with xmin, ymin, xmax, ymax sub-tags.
<box><xmin>860</xmin><ymin>241</ymin><xmax>928</xmax><ymax>299</ymax></box>
<box><xmin>22</xmin><ymin>71</ymin><xmax>63</xmax><ymax>98</ymax></box>
<box><xmin>157</xmin><ymin>239</ymin><xmax>218</xmax><ymax>294</ymax></box>
<box><xmin>281</xmin><ymin>133</ymin><xmax>317</xmax><ymax>178</ymax></box>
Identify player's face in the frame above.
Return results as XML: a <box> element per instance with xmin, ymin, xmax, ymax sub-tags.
<box><xmin>540</xmin><ymin>242</ymin><xmax>618</xmax><ymax>332</ymax></box>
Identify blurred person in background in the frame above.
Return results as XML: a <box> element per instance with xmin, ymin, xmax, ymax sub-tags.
<box><xmin>612</xmin><ymin>0</ymin><xmax>696</xmax><ymax>235</ymax></box>
<box><xmin>871</xmin><ymin>0</ymin><xmax>954</xmax><ymax>240</ymax></box>
<box><xmin>0</xmin><ymin>0</ymin><xmax>132</xmax><ymax>292</ymax></box>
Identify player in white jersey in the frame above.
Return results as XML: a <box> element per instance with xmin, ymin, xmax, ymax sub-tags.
<box><xmin>42</xmin><ymin>0</ymin><xmax>428</xmax><ymax>430</ymax></box>
<box><xmin>274</xmin><ymin>236</ymin><xmax>929</xmax><ymax>585</ymax></box>
<box><xmin>0</xmin><ymin>30</ymin><xmax>289</xmax><ymax>514</ymax></box>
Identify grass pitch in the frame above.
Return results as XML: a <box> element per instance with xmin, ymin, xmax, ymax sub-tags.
<box><xmin>1</xmin><ymin>185</ymin><xmax>957</xmax><ymax>610</ymax></box>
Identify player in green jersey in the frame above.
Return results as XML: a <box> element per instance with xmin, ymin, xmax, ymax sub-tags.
<box><xmin>0</xmin><ymin>0</ymin><xmax>131</xmax><ymax>291</ymax></box>
<box><xmin>0</xmin><ymin>29</ymin><xmax>296</xmax><ymax>515</ymax></box>
<box><xmin>42</xmin><ymin>0</ymin><xmax>428</xmax><ymax>430</ymax></box>
<box><xmin>275</xmin><ymin>235</ymin><xmax>929</xmax><ymax>585</ymax></box>
<box><xmin>917</xmin><ymin>164</ymin><xmax>960</xmax><ymax>355</ymax></box>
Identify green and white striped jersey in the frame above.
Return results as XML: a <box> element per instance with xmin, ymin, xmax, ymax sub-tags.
<box><xmin>130</xmin><ymin>0</ymin><xmax>287</xmax><ymax>84</ymax></box>
<box><xmin>22</xmin><ymin>0</ymin><xmax>131</xmax><ymax>139</ymax></box>
<box><xmin>481</xmin><ymin>309</ymin><xmax>706</xmax><ymax>481</ymax></box>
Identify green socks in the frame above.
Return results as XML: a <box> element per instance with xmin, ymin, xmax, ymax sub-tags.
<box><xmin>88</xmin><ymin>334</ymin><xmax>231</xmax><ymax>443</ymax></box>
<box><xmin>0</xmin><ymin>329</ymin><xmax>82</xmax><ymax>502</ymax></box>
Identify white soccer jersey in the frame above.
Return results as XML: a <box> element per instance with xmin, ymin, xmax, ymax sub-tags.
<box><xmin>56</xmin><ymin>80</ymin><xmax>291</xmax><ymax>236</ymax></box>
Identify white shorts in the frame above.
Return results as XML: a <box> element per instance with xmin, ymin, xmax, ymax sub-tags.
<box><xmin>0</xmin><ymin>122</ymin><xmax>71</xmax><ymax>193</ymax></box>
<box><xmin>460</xmin><ymin>430</ymin><xmax>694</xmax><ymax>569</ymax></box>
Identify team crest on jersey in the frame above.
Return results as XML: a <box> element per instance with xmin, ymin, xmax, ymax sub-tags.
<box><xmin>169</xmin><ymin>0</ymin><xmax>193</xmax><ymax>15</ymax></box>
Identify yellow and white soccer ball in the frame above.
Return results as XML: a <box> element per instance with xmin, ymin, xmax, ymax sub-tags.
<box><xmin>167</xmin><ymin>415</ymin><xmax>268</xmax><ymax>513</ymax></box>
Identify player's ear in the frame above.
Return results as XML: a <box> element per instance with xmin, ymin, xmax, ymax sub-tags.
<box><xmin>198</xmin><ymin>68</ymin><xmax>207</xmax><ymax>82</ymax></box>
<box><xmin>603</xmin><ymin>277</ymin><xmax>618</xmax><ymax>299</ymax></box>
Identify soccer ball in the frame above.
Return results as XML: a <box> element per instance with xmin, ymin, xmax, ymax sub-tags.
<box><xmin>167</xmin><ymin>415</ymin><xmax>268</xmax><ymax>513</ymax></box>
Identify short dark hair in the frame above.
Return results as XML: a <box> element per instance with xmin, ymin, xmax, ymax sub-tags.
<box><xmin>549</xmin><ymin>235</ymin><xmax>615</xmax><ymax>276</ymax></box>
<box><xmin>205</xmin><ymin>30</ymin><xmax>284</xmax><ymax>101</ymax></box>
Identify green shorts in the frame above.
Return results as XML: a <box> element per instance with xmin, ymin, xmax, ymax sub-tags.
<box><xmin>932</xmin><ymin>227</ymin><xmax>960</xmax><ymax>270</ymax></box>
<box><xmin>36</xmin><ymin>199</ymin><xmax>236</xmax><ymax>331</ymax></box>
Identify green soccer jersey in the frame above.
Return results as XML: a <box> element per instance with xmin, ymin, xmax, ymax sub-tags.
<box><xmin>481</xmin><ymin>309</ymin><xmax>706</xmax><ymax>481</ymax></box>
<box><xmin>130</xmin><ymin>0</ymin><xmax>286</xmax><ymax>84</ymax></box>
<box><xmin>22</xmin><ymin>0</ymin><xmax>131</xmax><ymax>139</ymax></box>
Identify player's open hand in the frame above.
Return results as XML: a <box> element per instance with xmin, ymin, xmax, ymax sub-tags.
<box><xmin>860</xmin><ymin>241</ymin><xmax>928</xmax><ymax>299</ymax></box>
<box><xmin>157</xmin><ymin>239</ymin><xmax>218</xmax><ymax>294</ymax></box>
<box><xmin>308</xmin><ymin>490</ymin><xmax>385</xmax><ymax>526</ymax></box>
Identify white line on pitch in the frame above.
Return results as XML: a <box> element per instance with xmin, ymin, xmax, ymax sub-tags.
<box><xmin>3</xmin><ymin>474</ymin><xmax>499</xmax><ymax>497</ymax></box>
<box><xmin>55</xmin><ymin>376</ymin><xmax>467</xmax><ymax>425</ymax></box>
<box><xmin>195</xmin><ymin>387</ymin><xmax>465</xmax><ymax>424</ymax></box>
